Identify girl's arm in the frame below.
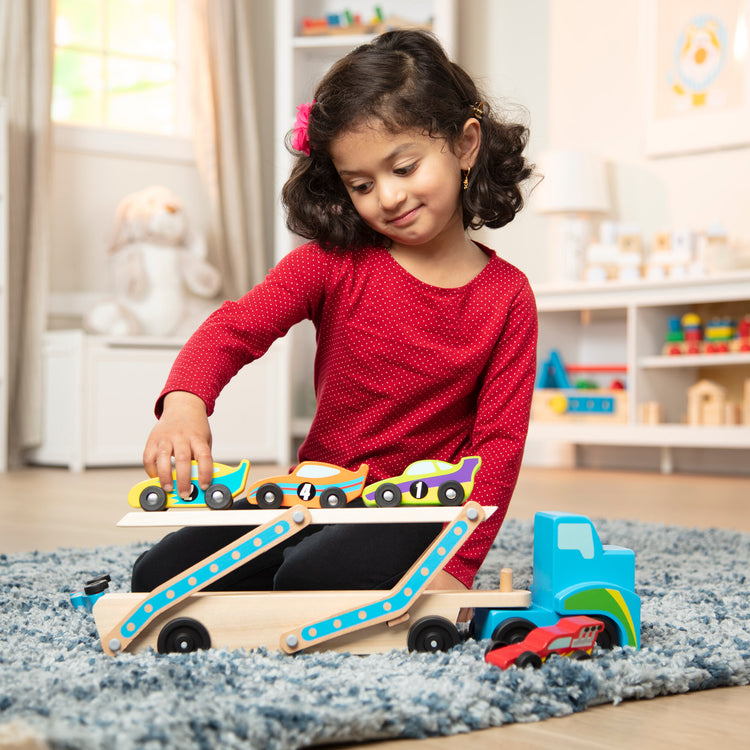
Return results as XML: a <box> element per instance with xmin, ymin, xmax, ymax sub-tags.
<box><xmin>443</xmin><ymin>279</ymin><xmax>538</xmax><ymax>587</ymax></box>
<box><xmin>146</xmin><ymin>243</ymin><xmax>334</xmax><ymax>495</ymax></box>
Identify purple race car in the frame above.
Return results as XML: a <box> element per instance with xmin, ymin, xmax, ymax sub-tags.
<box><xmin>362</xmin><ymin>456</ymin><xmax>482</xmax><ymax>507</ymax></box>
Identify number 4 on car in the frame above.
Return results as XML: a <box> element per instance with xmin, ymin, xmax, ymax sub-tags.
<box><xmin>246</xmin><ymin>462</ymin><xmax>369</xmax><ymax>509</ymax></box>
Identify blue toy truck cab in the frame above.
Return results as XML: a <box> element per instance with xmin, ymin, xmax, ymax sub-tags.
<box><xmin>474</xmin><ymin>512</ymin><xmax>640</xmax><ymax>649</ymax></box>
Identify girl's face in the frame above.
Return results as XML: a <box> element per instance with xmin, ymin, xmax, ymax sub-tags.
<box><xmin>330</xmin><ymin>120</ymin><xmax>479</xmax><ymax>252</ymax></box>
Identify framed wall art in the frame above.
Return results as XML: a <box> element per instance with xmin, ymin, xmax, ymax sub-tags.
<box><xmin>642</xmin><ymin>0</ymin><xmax>750</xmax><ymax>156</ymax></box>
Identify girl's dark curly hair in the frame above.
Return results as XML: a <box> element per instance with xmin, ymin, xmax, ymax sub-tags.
<box><xmin>281</xmin><ymin>30</ymin><xmax>532</xmax><ymax>250</ymax></box>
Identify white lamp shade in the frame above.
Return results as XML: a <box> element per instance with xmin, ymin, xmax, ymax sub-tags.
<box><xmin>533</xmin><ymin>149</ymin><xmax>611</xmax><ymax>215</ymax></box>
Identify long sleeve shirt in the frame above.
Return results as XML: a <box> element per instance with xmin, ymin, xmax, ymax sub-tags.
<box><xmin>159</xmin><ymin>241</ymin><xmax>537</xmax><ymax>586</ymax></box>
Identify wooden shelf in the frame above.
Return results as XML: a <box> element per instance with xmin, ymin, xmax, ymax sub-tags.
<box><xmin>640</xmin><ymin>352</ymin><xmax>750</xmax><ymax>369</ymax></box>
<box><xmin>293</xmin><ymin>33</ymin><xmax>376</xmax><ymax>48</ymax></box>
<box><xmin>534</xmin><ymin>271</ymin><xmax>750</xmax><ymax>312</ymax></box>
<box><xmin>529</xmin><ymin>421</ymin><xmax>750</xmax><ymax>450</ymax></box>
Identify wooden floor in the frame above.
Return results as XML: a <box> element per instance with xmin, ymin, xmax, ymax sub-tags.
<box><xmin>1</xmin><ymin>464</ymin><xmax>748</xmax><ymax>748</ymax></box>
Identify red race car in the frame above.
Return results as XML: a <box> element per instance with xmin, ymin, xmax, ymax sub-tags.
<box><xmin>484</xmin><ymin>616</ymin><xmax>604</xmax><ymax>670</ymax></box>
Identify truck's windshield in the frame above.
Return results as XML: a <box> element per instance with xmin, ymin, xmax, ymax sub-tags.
<box><xmin>557</xmin><ymin>523</ymin><xmax>595</xmax><ymax>559</ymax></box>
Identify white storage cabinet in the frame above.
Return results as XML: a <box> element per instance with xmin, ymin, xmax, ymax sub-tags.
<box><xmin>27</xmin><ymin>331</ymin><xmax>284</xmax><ymax>471</ymax></box>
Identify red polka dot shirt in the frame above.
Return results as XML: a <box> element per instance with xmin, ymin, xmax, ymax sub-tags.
<box><xmin>159</xmin><ymin>242</ymin><xmax>537</xmax><ymax>587</ymax></box>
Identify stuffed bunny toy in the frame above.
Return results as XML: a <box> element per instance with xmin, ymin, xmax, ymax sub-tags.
<box><xmin>85</xmin><ymin>186</ymin><xmax>221</xmax><ymax>337</ymax></box>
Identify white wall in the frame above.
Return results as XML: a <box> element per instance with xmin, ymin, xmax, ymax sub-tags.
<box><xmin>458</xmin><ymin>0</ymin><xmax>550</xmax><ymax>285</ymax></box>
<box><xmin>459</xmin><ymin>0</ymin><xmax>750</xmax><ymax>287</ymax></box>
<box><xmin>546</xmin><ymin>0</ymin><xmax>750</xmax><ymax>256</ymax></box>
<box><xmin>49</xmin><ymin>1</ymin><xmax>750</xmax><ymax>298</ymax></box>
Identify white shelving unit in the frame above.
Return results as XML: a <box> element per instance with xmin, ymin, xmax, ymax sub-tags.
<box><xmin>0</xmin><ymin>100</ymin><xmax>7</xmax><ymax>472</ymax></box>
<box><xmin>531</xmin><ymin>273</ymin><xmax>750</xmax><ymax>473</ymax></box>
<box><xmin>273</xmin><ymin>0</ymin><xmax>456</xmax><ymax>447</ymax></box>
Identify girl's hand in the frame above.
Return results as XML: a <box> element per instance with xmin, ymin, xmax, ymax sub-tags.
<box><xmin>143</xmin><ymin>391</ymin><xmax>214</xmax><ymax>499</ymax></box>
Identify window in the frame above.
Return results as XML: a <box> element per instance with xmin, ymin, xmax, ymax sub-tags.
<box><xmin>52</xmin><ymin>0</ymin><xmax>190</xmax><ymax>139</ymax></box>
<box><xmin>557</xmin><ymin>523</ymin><xmax>595</xmax><ymax>560</ymax></box>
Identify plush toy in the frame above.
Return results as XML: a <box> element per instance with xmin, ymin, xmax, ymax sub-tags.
<box><xmin>84</xmin><ymin>186</ymin><xmax>222</xmax><ymax>337</ymax></box>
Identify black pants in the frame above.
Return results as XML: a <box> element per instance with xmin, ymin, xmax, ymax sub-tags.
<box><xmin>131</xmin><ymin>498</ymin><xmax>442</xmax><ymax>593</ymax></box>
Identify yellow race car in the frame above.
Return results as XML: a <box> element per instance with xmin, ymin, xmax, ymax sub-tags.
<box><xmin>128</xmin><ymin>460</ymin><xmax>251</xmax><ymax>511</ymax></box>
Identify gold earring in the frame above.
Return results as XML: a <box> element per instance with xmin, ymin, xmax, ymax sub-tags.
<box><xmin>463</xmin><ymin>167</ymin><xmax>470</xmax><ymax>190</ymax></box>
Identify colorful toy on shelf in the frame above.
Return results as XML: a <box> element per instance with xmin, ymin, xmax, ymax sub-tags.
<box><xmin>301</xmin><ymin>11</ymin><xmax>370</xmax><ymax>36</ymax></box>
<box><xmin>663</xmin><ymin>312</ymin><xmax>702</xmax><ymax>355</ymax></box>
<box><xmin>532</xmin><ymin>350</ymin><xmax>628</xmax><ymax>423</ymax></box>
<box><xmin>362</xmin><ymin>457</ymin><xmax>481</xmax><ymax>507</ymax></box>
<box><xmin>484</xmin><ymin>615</ymin><xmax>604</xmax><ymax>670</ymax></box>
<box><xmin>663</xmin><ymin>311</ymin><xmax>750</xmax><ymax>355</ymax></box>
<box><xmin>300</xmin><ymin>7</ymin><xmax>431</xmax><ymax>37</ymax></box>
<box><xmin>246</xmin><ymin>461</ymin><xmax>369</xmax><ymax>509</ymax></box>
<box><xmin>703</xmin><ymin>317</ymin><xmax>736</xmax><ymax>353</ymax></box>
<box><xmin>733</xmin><ymin>315</ymin><xmax>750</xmax><ymax>352</ymax></box>
<box><xmin>127</xmin><ymin>460</ymin><xmax>251</xmax><ymax>511</ymax></box>
<box><xmin>473</xmin><ymin>511</ymin><xmax>640</xmax><ymax>649</ymax></box>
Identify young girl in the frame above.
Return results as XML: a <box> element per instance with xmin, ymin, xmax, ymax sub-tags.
<box><xmin>132</xmin><ymin>30</ymin><xmax>537</xmax><ymax>595</ymax></box>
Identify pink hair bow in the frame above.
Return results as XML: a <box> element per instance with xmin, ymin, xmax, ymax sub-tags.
<box><xmin>291</xmin><ymin>100</ymin><xmax>314</xmax><ymax>156</ymax></box>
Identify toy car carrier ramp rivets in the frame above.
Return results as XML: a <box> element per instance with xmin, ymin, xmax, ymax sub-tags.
<box><xmin>101</xmin><ymin>504</ymin><xmax>313</xmax><ymax>656</ymax></box>
<box><xmin>280</xmin><ymin>501</ymin><xmax>485</xmax><ymax>654</ymax></box>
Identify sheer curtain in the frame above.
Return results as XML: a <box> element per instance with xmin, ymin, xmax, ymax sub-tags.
<box><xmin>191</xmin><ymin>0</ymin><xmax>267</xmax><ymax>299</ymax></box>
<box><xmin>0</xmin><ymin>0</ymin><xmax>53</xmax><ymax>467</ymax></box>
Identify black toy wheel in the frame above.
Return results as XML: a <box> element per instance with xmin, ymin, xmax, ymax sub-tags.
<box><xmin>490</xmin><ymin>617</ymin><xmax>535</xmax><ymax>646</ymax></box>
<box><xmin>256</xmin><ymin>483</ymin><xmax>284</xmax><ymax>509</ymax></box>
<box><xmin>374</xmin><ymin>483</ymin><xmax>402</xmax><ymax>507</ymax></box>
<box><xmin>320</xmin><ymin>487</ymin><xmax>347</xmax><ymax>508</ymax></box>
<box><xmin>407</xmin><ymin>616</ymin><xmax>461</xmax><ymax>653</ymax></box>
<box><xmin>437</xmin><ymin>481</ymin><xmax>464</xmax><ymax>506</ymax></box>
<box><xmin>593</xmin><ymin>616</ymin><xmax>620</xmax><ymax>649</ymax></box>
<box><xmin>205</xmin><ymin>483</ymin><xmax>233</xmax><ymax>510</ymax></box>
<box><xmin>515</xmin><ymin>650</ymin><xmax>543</xmax><ymax>669</ymax></box>
<box><xmin>157</xmin><ymin>618</ymin><xmax>211</xmax><ymax>654</ymax></box>
<box><xmin>139</xmin><ymin>486</ymin><xmax>167</xmax><ymax>512</ymax></box>
<box><xmin>570</xmin><ymin>649</ymin><xmax>591</xmax><ymax>661</ymax></box>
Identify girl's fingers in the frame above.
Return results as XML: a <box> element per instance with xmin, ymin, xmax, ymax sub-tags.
<box><xmin>193</xmin><ymin>443</ymin><xmax>215</xmax><ymax>491</ymax></box>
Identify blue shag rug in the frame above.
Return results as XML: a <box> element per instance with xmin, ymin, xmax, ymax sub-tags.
<box><xmin>1</xmin><ymin>518</ymin><xmax>749</xmax><ymax>749</ymax></box>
